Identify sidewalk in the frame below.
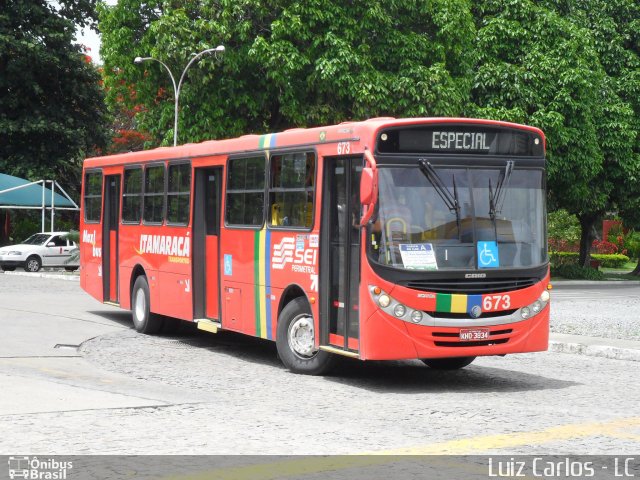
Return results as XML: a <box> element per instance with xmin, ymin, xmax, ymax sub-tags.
<box><xmin>1</xmin><ymin>269</ymin><xmax>79</xmax><ymax>281</ymax></box>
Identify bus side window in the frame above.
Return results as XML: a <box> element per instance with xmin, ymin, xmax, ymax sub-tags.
<box><xmin>269</xmin><ymin>152</ymin><xmax>315</xmax><ymax>229</ymax></box>
<box><xmin>83</xmin><ymin>171</ymin><xmax>102</xmax><ymax>223</ymax></box>
<box><xmin>225</xmin><ymin>155</ymin><xmax>266</xmax><ymax>227</ymax></box>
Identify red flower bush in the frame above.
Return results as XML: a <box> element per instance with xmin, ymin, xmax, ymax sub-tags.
<box><xmin>592</xmin><ymin>240</ymin><xmax>618</xmax><ymax>254</ymax></box>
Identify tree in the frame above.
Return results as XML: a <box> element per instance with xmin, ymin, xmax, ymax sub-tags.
<box><xmin>98</xmin><ymin>0</ymin><xmax>475</xmax><ymax>146</ymax></box>
<box><xmin>468</xmin><ymin>0</ymin><xmax>639</xmax><ymax>267</ymax></box>
<box><xmin>0</xmin><ymin>0</ymin><xmax>110</xmax><ymax>192</ymax></box>
<box><xmin>561</xmin><ymin>0</ymin><xmax>640</xmax><ymax>270</ymax></box>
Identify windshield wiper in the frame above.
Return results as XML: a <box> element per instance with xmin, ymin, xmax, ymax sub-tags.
<box><xmin>488</xmin><ymin>160</ymin><xmax>514</xmax><ymax>240</ymax></box>
<box><xmin>489</xmin><ymin>160</ymin><xmax>514</xmax><ymax>219</ymax></box>
<box><xmin>418</xmin><ymin>159</ymin><xmax>461</xmax><ymax>239</ymax></box>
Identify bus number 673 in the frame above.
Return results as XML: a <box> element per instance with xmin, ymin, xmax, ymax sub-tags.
<box><xmin>483</xmin><ymin>294</ymin><xmax>511</xmax><ymax>311</ymax></box>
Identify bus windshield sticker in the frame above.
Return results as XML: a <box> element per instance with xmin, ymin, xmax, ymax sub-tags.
<box><xmin>399</xmin><ymin>243</ymin><xmax>438</xmax><ymax>270</ymax></box>
<box><xmin>477</xmin><ymin>241</ymin><xmax>499</xmax><ymax>268</ymax></box>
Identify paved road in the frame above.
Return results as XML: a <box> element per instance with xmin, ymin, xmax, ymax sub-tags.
<box><xmin>550</xmin><ymin>282</ymin><xmax>640</xmax><ymax>340</ymax></box>
<box><xmin>0</xmin><ymin>274</ymin><xmax>639</xmax><ymax>456</ymax></box>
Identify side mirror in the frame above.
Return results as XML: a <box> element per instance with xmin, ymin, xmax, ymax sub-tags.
<box><xmin>47</xmin><ymin>242</ymin><xmax>55</xmax><ymax>247</ymax></box>
<box><xmin>359</xmin><ymin>149</ymin><xmax>378</xmax><ymax>227</ymax></box>
<box><xmin>360</xmin><ymin>167</ymin><xmax>374</xmax><ymax>205</ymax></box>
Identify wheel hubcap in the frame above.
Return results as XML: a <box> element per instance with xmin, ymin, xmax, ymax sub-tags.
<box><xmin>134</xmin><ymin>289</ymin><xmax>146</xmax><ymax>323</ymax></box>
<box><xmin>288</xmin><ymin>315</ymin><xmax>317</xmax><ymax>358</ymax></box>
<box><xmin>28</xmin><ymin>260</ymin><xmax>38</xmax><ymax>271</ymax></box>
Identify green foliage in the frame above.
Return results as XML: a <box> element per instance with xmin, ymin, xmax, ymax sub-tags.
<box><xmin>623</xmin><ymin>231</ymin><xmax>640</xmax><ymax>259</ymax></box>
<box><xmin>548</xmin><ymin>209</ymin><xmax>581</xmax><ymax>244</ymax></box>
<box><xmin>98</xmin><ymin>0</ymin><xmax>475</xmax><ymax>146</ymax></box>
<box><xmin>0</xmin><ymin>0</ymin><xmax>110</xmax><ymax>192</ymax></box>
<box><xmin>11</xmin><ymin>217</ymin><xmax>40</xmax><ymax>243</ymax></box>
<box><xmin>551</xmin><ymin>263</ymin><xmax>605</xmax><ymax>280</ymax></box>
<box><xmin>550</xmin><ymin>251</ymin><xmax>630</xmax><ymax>268</ymax></box>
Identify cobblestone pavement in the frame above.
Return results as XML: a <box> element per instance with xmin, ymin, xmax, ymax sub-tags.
<box><xmin>1</xmin><ymin>274</ymin><xmax>639</xmax><ymax>455</ymax></box>
<box><xmin>550</xmin><ymin>284</ymin><xmax>640</xmax><ymax>340</ymax></box>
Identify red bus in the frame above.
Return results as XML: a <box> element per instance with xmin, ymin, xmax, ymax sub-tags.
<box><xmin>80</xmin><ymin>117</ymin><xmax>550</xmax><ymax>374</ymax></box>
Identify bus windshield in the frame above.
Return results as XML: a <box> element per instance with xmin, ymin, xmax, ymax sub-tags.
<box><xmin>369</xmin><ymin>164</ymin><xmax>547</xmax><ymax>271</ymax></box>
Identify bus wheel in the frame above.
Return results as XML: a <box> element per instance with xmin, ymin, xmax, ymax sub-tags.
<box><xmin>276</xmin><ymin>297</ymin><xmax>336</xmax><ymax>375</ymax></box>
<box><xmin>131</xmin><ymin>276</ymin><xmax>163</xmax><ymax>334</ymax></box>
<box><xmin>421</xmin><ymin>356</ymin><xmax>476</xmax><ymax>370</ymax></box>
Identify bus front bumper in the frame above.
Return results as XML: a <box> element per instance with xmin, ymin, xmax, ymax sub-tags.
<box><xmin>360</xmin><ymin>304</ymin><xmax>549</xmax><ymax>361</ymax></box>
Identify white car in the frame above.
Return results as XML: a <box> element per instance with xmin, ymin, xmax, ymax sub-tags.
<box><xmin>0</xmin><ymin>232</ymin><xmax>79</xmax><ymax>273</ymax></box>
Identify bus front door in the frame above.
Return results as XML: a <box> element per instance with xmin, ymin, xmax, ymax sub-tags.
<box><xmin>193</xmin><ymin>167</ymin><xmax>222</xmax><ymax>320</ymax></box>
<box><xmin>102</xmin><ymin>174</ymin><xmax>120</xmax><ymax>303</ymax></box>
<box><xmin>321</xmin><ymin>157</ymin><xmax>361</xmax><ymax>354</ymax></box>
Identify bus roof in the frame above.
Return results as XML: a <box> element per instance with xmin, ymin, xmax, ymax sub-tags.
<box><xmin>84</xmin><ymin>117</ymin><xmax>545</xmax><ymax>168</ymax></box>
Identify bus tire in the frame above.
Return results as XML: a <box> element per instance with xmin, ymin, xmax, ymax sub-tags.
<box><xmin>421</xmin><ymin>356</ymin><xmax>476</xmax><ymax>370</ymax></box>
<box><xmin>276</xmin><ymin>297</ymin><xmax>336</xmax><ymax>375</ymax></box>
<box><xmin>131</xmin><ymin>276</ymin><xmax>163</xmax><ymax>334</ymax></box>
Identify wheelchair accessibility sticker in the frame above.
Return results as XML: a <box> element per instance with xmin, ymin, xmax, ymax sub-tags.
<box><xmin>477</xmin><ymin>241</ymin><xmax>499</xmax><ymax>268</ymax></box>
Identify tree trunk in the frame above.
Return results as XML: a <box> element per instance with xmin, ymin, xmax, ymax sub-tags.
<box><xmin>578</xmin><ymin>213</ymin><xmax>599</xmax><ymax>267</ymax></box>
<box><xmin>632</xmin><ymin>258</ymin><xmax>640</xmax><ymax>276</ymax></box>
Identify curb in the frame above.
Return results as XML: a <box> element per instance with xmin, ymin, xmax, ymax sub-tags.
<box><xmin>551</xmin><ymin>279</ymin><xmax>640</xmax><ymax>286</ymax></box>
<box><xmin>1</xmin><ymin>270</ymin><xmax>80</xmax><ymax>282</ymax></box>
<box><xmin>549</xmin><ymin>339</ymin><xmax>640</xmax><ymax>363</ymax></box>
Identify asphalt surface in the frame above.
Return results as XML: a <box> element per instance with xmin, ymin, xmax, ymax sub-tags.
<box><xmin>0</xmin><ymin>272</ymin><xmax>639</xmax><ymax>457</ymax></box>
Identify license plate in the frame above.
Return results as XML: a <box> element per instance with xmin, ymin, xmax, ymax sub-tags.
<box><xmin>459</xmin><ymin>328</ymin><xmax>490</xmax><ymax>341</ymax></box>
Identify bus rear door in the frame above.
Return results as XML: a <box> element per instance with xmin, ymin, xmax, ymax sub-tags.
<box><xmin>193</xmin><ymin>167</ymin><xmax>222</xmax><ymax>320</ymax></box>
<box><xmin>102</xmin><ymin>174</ymin><xmax>120</xmax><ymax>304</ymax></box>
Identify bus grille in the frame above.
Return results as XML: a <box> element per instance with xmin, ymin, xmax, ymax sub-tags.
<box><xmin>402</xmin><ymin>277</ymin><xmax>538</xmax><ymax>294</ymax></box>
<box><xmin>432</xmin><ymin>328</ymin><xmax>512</xmax><ymax>347</ymax></box>
<box><xmin>434</xmin><ymin>338</ymin><xmax>509</xmax><ymax>347</ymax></box>
<box><xmin>427</xmin><ymin>310</ymin><xmax>517</xmax><ymax>319</ymax></box>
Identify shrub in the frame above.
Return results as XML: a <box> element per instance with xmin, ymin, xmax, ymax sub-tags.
<box><xmin>551</xmin><ymin>264</ymin><xmax>605</xmax><ymax>280</ymax></box>
<box><xmin>592</xmin><ymin>239</ymin><xmax>618</xmax><ymax>254</ymax></box>
<box><xmin>549</xmin><ymin>237</ymin><xmax>579</xmax><ymax>253</ymax></box>
<box><xmin>549</xmin><ymin>251</ymin><xmax>579</xmax><ymax>266</ymax></box>
<box><xmin>592</xmin><ymin>253</ymin><xmax>630</xmax><ymax>268</ymax></box>
<box><xmin>548</xmin><ymin>209</ymin><xmax>581</xmax><ymax>244</ymax></box>
<box><xmin>624</xmin><ymin>231</ymin><xmax>640</xmax><ymax>259</ymax></box>
<box><xmin>549</xmin><ymin>252</ymin><xmax>629</xmax><ymax>268</ymax></box>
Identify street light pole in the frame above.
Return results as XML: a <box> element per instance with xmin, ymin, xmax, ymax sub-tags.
<box><xmin>134</xmin><ymin>45</ymin><xmax>225</xmax><ymax>146</ymax></box>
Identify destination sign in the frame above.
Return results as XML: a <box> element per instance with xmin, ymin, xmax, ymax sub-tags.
<box><xmin>376</xmin><ymin>125</ymin><xmax>543</xmax><ymax>156</ymax></box>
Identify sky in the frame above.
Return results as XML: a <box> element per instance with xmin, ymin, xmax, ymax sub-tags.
<box><xmin>77</xmin><ymin>26</ymin><xmax>103</xmax><ymax>63</ymax></box>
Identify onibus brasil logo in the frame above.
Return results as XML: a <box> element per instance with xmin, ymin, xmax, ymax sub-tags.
<box><xmin>8</xmin><ymin>456</ymin><xmax>73</xmax><ymax>479</ymax></box>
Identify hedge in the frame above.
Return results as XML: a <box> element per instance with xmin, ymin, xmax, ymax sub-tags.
<box><xmin>549</xmin><ymin>252</ymin><xmax>630</xmax><ymax>268</ymax></box>
<box><xmin>550</xmin><ymin>264</ymin><xmax>606</xmax><ymax>280</ymax></box>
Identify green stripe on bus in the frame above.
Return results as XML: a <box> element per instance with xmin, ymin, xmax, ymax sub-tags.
<box><xmin>254</xmin><ymin>231</ymin><xmax>261</xmax><ymax>337</ymax></box>
<box><xmin>436</xmin><ymin>293</ymin><xmax>451</xmax><ymax>312</ymax></box>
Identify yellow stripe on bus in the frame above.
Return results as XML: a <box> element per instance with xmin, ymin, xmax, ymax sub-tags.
<box><xmin>259</xmin><ymin>228</ymin><xmax>267</xmax><ymax>339</ymax></box>
<box><xmin>450</xmin><ymin>294</ymin><xmax>467</xmax><ymax>313</ymax></box>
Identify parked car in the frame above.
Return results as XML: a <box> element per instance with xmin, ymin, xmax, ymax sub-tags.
<box><xmin>0</xmin><ymin>232</ymin><xmax>79</xmax><ymax>272</ymax></box>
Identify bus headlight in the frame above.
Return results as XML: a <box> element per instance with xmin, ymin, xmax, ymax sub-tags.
<box><xmin>521</xmin><ymin>306</ymin><xmax>531</xmax><ymax>319</ymax></box>
<box><xmin>393</xmin><ymin>304</ymin><xmax>406</xmax><ymax>317</ymax></box>
<box><xmin>378</xmin><ymin>294</ymin><xmax>391</xmax><ymax>308</ymax></box>
<box><xmin>540</xmin><ymin>290</ymin><xmax>550</xmax><ymax>302</ymax></box>
<box><xmin>370</xmin><ymin>286</ymin><xmax>425</xmax><ymax>325</ymax></box>
<box><xmin>531</xmin><ymin>301</ymin><xmax>542</xmax><ymax>313</ymax></box>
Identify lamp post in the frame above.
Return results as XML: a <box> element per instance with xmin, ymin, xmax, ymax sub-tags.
<box><xmin>134</xmin><ymin>45</ymin><xmax>225</xmax><ymax>146</ymax></box>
